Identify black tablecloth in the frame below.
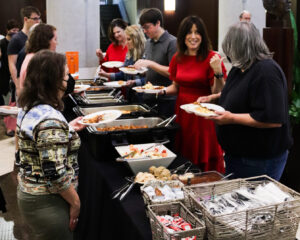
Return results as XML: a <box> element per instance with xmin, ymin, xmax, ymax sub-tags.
<box><xmin>74</xmin><ymin>132</ymin><xmax>189</xmax><ymax>240</ymax></box>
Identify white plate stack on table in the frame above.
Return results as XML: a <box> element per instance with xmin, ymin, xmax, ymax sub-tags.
<box><xmin>119</xmin><ymin>66</ymin><xmax>148</xmax><ymax>75</ymax></box>
<box><xmin>0</xmin><ymin>105</ymin><xmax>20</xmax><ymax>115</ymax></box>
<box><xmin>103</xmin><ymin>81</ymin><xmax>127</xmax><ymax>88</ymax></box>
<box><xmin>115</xmin><ymin>142</ymin><xmax>176</xmax><ymax>175</ymax></box>
<box><xmin>133</xmin><ymin>82</ymin><xmax>165</xmax><ymax>94</ymax></box>
<box><xmin>78</xmin><ymin>110</ymin><xmax>122</xmax><ymax>127</ymax></box>
<box><xmin>101</xmin><ymin>61</ymin><xmax>124</xmax><ymax>68</ymax></box>
<box><xmin>180</xmin><ymin>102</ymin><xmax>225</xmax><ymax>117</ymax></box>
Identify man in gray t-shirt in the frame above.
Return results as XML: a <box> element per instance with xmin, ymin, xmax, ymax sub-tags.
<box><xmin>134</xmin><ymin>8</ymin><xmax>177</xmax><ymax>117</ymax></box>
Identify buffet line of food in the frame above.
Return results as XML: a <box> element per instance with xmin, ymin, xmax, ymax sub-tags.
<box><xmin>71</xmin><ymin>63</ymin><xmax>300</xmax><ymax>240</ymax></box>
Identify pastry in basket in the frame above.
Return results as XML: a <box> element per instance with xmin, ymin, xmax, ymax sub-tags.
<box><xmin>135</xmin><ymin>172</ymin><xmax>156</xmax><ymax>183</ymax></box>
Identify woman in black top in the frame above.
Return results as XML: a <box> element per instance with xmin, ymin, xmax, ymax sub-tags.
<box><xmin>198</xmin><ymin>21</ymin><xmax>292</xmax><ymax>180</ymax></box>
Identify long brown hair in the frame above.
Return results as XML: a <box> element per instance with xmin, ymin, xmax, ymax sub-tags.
<box><xmin>176</xmin><ymin>16</ymin><xmax>212</xmax><ymax>61</ymax></box>
<box><xmin>26</xmin><ymin>23</ymin><xmax>56</xmax><ymax>53</ymax></box>
<box><xmin>18</xmin><ymin>50</ymin><xmax>66</xmax><ymax>111</ymax></box>
<box><xmin>108</xmin><ymin>18</ymin><xmax>128</xmax><ymax>45</ymax></box>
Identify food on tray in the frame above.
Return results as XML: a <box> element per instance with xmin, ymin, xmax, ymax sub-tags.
<box><xmin>143</xmin><ymin>182</ymin><xmax>184</xmax><ymax>202</ymax></box>
<box><xmin>135</xmin><ymin>172</ymin><xmax>155</xmax><ymax>183</ymax></box>
<box><xmin>96</xmin><ymin>125</ymin><xmax>148</xmax><ymax>132</ymax></box>
<box><xmin>157</xmin><ymin>214</ymin><xmax>193</xmax><ymax>234</ymax></box>
<box><xmin>138</xmin><ymin>82</ymin><xmax>164</xmax><ymax>90</ymax></box>
<box><xmin>193</xmin><ymin>102</ymin><xmax>216</xmax><ymax>115</ymax></box>
<box><xmin>121</xmin><ymin>145</ymin><xmax>168</xmax><ymax>160</ymax></box>
<box><xmin>83</xmin><ymin>114</ymin><xmax>104</xmax><ymax>123</ymax></box>
<box><xmin>118</xmin><ymin>80</ymin><xmax>125</xmax><ymax>85</ymax></box>
<box><xmin>172</xmin><ymin>171</ymin><xmax>223</xmax><ymax>185</ymax></box>
<box><xmin>121</xmin><ymin>110</ymin><xmax>131</xmax><ymax>114</ymax></box>
<box><xmin>86</xmin><ymin>87</ymin><xmax>102</xmax><ymax>91</ymax></box>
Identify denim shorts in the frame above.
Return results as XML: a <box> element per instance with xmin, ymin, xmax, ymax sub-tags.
<box><xmin>224</xmin><ymin>150</ymin><xmax>288</xmax><ymax>181</ymax></box>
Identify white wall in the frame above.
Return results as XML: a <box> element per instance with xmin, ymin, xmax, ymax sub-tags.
<box><xmin>46</xmin><ymin>0</ymin><xmax>100</xmax><ymax>67</ymax></box>
<box><xmin>218</xmin><ymin>0</ymin><xmax>266</xmax><ymax>54</ymax></box>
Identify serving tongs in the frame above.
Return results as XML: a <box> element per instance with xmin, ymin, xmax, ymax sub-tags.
<box><xmin>116</xmin><ymin>139</ymin><xmax>170</xmax><ymax>162</ymax></box>
<box><xmin>112</xmin><ymin>176</ymin><xmax>138</xmax><ymax>201</ymax></box>
<box><xmin>156</xmin><ymin>114</ymin><xmax>176</xmax><ymax>127</ymax></box>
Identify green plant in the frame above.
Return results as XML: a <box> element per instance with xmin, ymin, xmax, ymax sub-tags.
<box><xmin>289</xmin><ymin>12</ymin><xmax>300</xmax><ymax>124</ymax></box>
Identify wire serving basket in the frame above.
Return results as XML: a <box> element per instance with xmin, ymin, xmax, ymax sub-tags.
<box><xmin>148</xmin><ymin>202</ymin><xmax>205</xmax><ymax>240</ymax></box>
<box><xmin>187</xmin><ymin>175</ymin><xmax>300</xmax><ymax>240</ymax></box>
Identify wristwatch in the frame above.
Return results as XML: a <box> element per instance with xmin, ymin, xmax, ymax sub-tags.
<box><xmin>214</xmin><ymin>73</ymin><xmax>224</xmax><ymax>79</ymax></box>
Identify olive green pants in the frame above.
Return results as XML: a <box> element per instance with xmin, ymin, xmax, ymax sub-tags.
<box><xmin>17</xmin><ymin>188</ymin><xmax>73</xmax><ymax>240</ymax></box>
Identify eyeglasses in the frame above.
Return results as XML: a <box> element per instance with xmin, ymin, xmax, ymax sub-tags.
<box><xmin>29</xmin><ymin>17</ymin><xmax>41</xmax><ymax>21</ymax></box>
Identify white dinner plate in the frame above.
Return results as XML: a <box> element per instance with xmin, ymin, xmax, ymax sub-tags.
<box><xmin>132</xmin><ymin>86</ymin><xmax>165</xmax><ymax>94</ymax></box>
<box><xmin>103</xmin><ymin>81</ymin><xmax>127</xmax><ymax>88</ymax></box>
<box><xmin>78</xmin><ymin>110</ymin><xmax>122</xmax><ymax>127</ymax></box>
<box><xmin>74</xmin><ymin>84</ymin><xmax>90</xmax><ymax>93</ymax></box>
<box><xmin>119</xmin><ymin>67</ymin><xmax>148</xmax><ymax>75</ymax></box>
<box><xmin>102</xmin><ymin>61</ymin><xmax>124</xmax><ymax>68</ymax></box>
<box><xmin>0</xmin><ymin>106</ymin><xmax>20</xmax><ymax>115</ymax></box>
<box><xmin>180</xmin><ymin>103</ymin><xmax>225</xmax><ymax>117</ymax></box>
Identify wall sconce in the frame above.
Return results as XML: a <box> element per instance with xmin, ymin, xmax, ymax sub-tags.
<box><xmin>164</xmin><ymin>0</ymin><xmax>176</xmax><ymax>12</ymax></box>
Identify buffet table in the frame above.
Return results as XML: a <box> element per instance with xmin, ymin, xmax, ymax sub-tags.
<box><xmin>74</xmin><ymin>130</ymin><xmax>189</xmax><ymax>240</ymax></box>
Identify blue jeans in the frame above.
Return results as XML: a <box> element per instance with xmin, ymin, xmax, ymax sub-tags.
<box><xmin>224</xmin><ymin>150</ymin><xmax>288</xmax><ymax>181</ymax></box>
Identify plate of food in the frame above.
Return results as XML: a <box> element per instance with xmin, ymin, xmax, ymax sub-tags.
<box><xmin>119</xmin><ymin>66</ymin><xmax>148</xmax><ymax>75</ymax></box>
<box><xmin>103</xmin><ymin>81</ymin><xmax>126</xmax><ymax>88</ymax></box>
<box><xmin>0</xmin><ymin>105</ymin><xmax>20</xmax><ymax>115</ymax></box>
<box><xmin>133</xmin><ymin>82</ymin><xmax>165</xmax><ymax>94</ymax></box>
<box><xmin>74</xmin><ymin>84</ymin><xmax>90</xmax><ymax>93</ymax></box>
<box><xmin>78</xmin><ymin>110</ymin><xmax>122</xmax><ymax>126</ymax></box>
<box><xmin>180</xmin><ymin>102</ymin><xmax>225</xmax><ymax>117</ymax></box>
<box><xmin>102</xmin><ymin>61</ymin><xmax>124</xmax><ymax>68</ymax></box>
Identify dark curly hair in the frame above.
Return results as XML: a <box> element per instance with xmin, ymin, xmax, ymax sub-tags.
<box><xmin>26</xmin><ymin>23</ymin><xmax>56</xmax><ymax>53</ymax></box>
<box><xmin>6</xmin><ymin>19</ymin><xmax>20</xmax><ymax>30</ymax></box>
<box><xmin>18</xmin><ymin>50</ymin><xmax>66</xmax><ymax>111</ymax></box>
<box><xmin>108</xmin><ymin>18</ymin><xmax>128</xmax><ymax>45</ymax></box>
<box><xmin>176</xmin><ymin>16</ymin><xmax>212</xmax><ymax>61</ymax></box>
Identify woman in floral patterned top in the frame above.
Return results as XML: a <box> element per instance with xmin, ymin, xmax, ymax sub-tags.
<box><xmin>16</xmin><ymin>50</ymin><xmax>85</xmax><ymax>240</ymax></box>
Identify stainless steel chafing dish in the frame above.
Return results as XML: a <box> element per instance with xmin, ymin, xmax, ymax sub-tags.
<box><xmin>85</xmin><ymin>116</ymin><xmax>179</xmax><ymax>159</ymax></box>
<box><xmin>85</xmin><ymin>93</ymin><xmax>114</xmax><ymax>99</ymax></box>
<box><xmin>74</xmin><ymin>104</ymin><xmax>150</xmax><ymax>116</ymax></box>
<box><xmin>87</xmin><ymin>117</ymin><xmax>164</xmax><ymax>133</ymax></box>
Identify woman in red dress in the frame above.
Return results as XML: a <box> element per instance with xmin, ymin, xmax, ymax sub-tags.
<box><xmin>96</xmin><ymin>18</ymin><xmax>128</xmax><ymax>73</ymax></box>
<box><xmin>164</xmin><ymin>16</ymin><xmax>226</xmax><ymax>172</ymax></box>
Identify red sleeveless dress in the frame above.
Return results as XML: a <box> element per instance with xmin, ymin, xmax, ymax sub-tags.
<box><xmin>169</xmin><ymin>51</ymin><xmax>226</xmax><ymax>173</ymax></box>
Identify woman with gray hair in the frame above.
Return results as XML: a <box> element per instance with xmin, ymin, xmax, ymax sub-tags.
<box><xmin>199</xmin><ymin>21</ymin><xmax>292</xmax><ymax>180</ymax></box>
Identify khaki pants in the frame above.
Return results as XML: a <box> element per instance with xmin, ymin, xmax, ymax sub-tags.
<box><xmin>17</xmin><ymin>188</ymin><xmax>73</xmax><ymax>240</ymax></box>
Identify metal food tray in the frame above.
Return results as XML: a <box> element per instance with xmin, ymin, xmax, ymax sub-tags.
<box><xmin>75</xmin><ymin>104</ymin><xmax>150</xmax><ymax>116</ymax></box>
<box><xmin>87</xmin><ymin>117</ymin><xmax>164</xmax><ymax>133</ymax></box>
<box><xmin>75</xmin><ymin>95</ymin><xmax>122</xmax><ymax>104</ymax></box>
<box><xmin>85</xmin><ymin>93</ymin><xmax>114</xmax><ymax>99</ymax></box>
